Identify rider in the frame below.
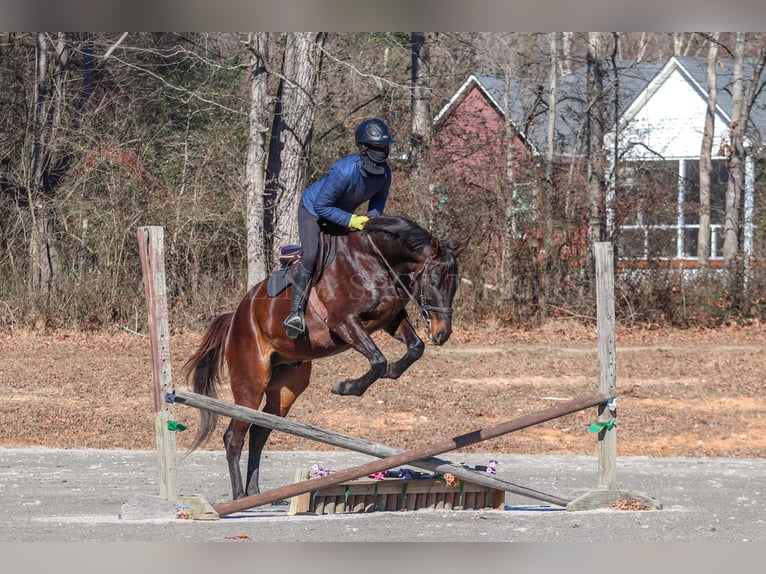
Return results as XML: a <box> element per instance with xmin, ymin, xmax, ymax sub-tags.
<box><xmin>283</xmin><ymin>118</ymin><xmax>396</xmax><ymax>339</ymax></box>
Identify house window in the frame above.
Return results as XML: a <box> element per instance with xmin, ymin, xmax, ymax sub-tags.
<box><xmin>615</xmin><ymin>159</ymin><xmax>728</xmax><ymax>260</ymax></box>
<box><xmin>509</xmin><ymin>181</ymin><xmax>536</xmax><ymax>236</ymax></box>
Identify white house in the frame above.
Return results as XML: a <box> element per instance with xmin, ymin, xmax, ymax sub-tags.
<box><xmin>611</xmin><ymin>56</ymin><xmax>762</xmax><ymax>264</ymax></box>
<box><xmin>437</xmin><ymin>56</ymin><xmax>765</xmax><ymax>266</ymax></box>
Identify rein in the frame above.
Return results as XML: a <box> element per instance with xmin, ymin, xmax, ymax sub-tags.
<box><xmin>366</xmin><ymin>234</ymin><xmax>452</xmax><ymax>325</ymax></box>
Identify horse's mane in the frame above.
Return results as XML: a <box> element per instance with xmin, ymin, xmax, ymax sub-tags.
<box><xmin>361</xmin><ymin>215</ymin><xmax>433</xmax><ymax>252</ymax></box>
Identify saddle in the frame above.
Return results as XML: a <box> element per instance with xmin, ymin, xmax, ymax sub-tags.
<box><xmin>266</xmin><ymin>220</ymin><xmax>346</xmax><ymax>298</ymax></box>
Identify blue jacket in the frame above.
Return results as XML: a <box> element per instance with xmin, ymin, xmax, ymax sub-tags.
<box><xmin>300</xmin><ymin>153</ymin><xmax>390</xmax><ymax>227</ymax></box>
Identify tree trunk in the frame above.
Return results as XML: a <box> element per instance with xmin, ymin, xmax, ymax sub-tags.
<box><xmin>540</xmin><ymin>32</ymin><xmax>558</xmax><ymax>317</ymax></box>
<box><xmin>28</xmin><ymin>32</ymin><xmax>64</xmax><ymax>309</ymax></box>
<box><xmin>697</xmin><ymin>33</ymin><xmax>719</xmax><ymax>272</ymax></box>
<box><xmin>722</xmin><ymin>33</ymin><xmax>745</xmax><ymax>270</ymax></box>
<box><xmin>499</xmin><ymin>62</ymin><xmax>518</xmax><ymax>298</ymax></box>
<box><xmin>266</xmin><ymin>32</ymin><xmax>326</xmax><ymax>267</ymax></box>
<box><xmin>737</xmin><ymin>33</ymin><xmax>766</xmax><ymax>279</ymax></box>
<box><xmin>244</xmin><ymin>32</ymin><xmax>271</xmax><ymax>289</ymax></box>
<box><xmin>410</xmin><ymin>32</ymin><xmax>432</xmax><ymax>224</ymax></box>
<box><xmin>586</xmin><ymin>32</ymin><xmax>607</xmax><ymax>266</ymax></box>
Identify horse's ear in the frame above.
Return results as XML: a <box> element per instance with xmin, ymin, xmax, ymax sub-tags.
<box><xmin>451</xmin><ymin>239</ymin><xmax>469</xmax><ymax>258</ymax></box>
<box><xmin>430</xmin><ymin>237</ymin><xmax>441</xmax><ymax>256</ymax></box>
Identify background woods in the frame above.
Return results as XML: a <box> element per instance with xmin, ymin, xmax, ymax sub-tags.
<box><xmin>1</xmin><ymin>32</ymin><xmax>766</xmax><ymax>332</ymax></box>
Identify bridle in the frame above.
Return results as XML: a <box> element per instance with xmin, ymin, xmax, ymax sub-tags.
<box><xmin>367</xmin><ymin>235</ymin><xmax>453</xmax><ymax>328</ymax></box>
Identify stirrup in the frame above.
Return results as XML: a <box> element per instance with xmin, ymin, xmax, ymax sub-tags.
<box><xmin>283</xmin><ymin>311</ymin><xmax>306</xmax><ymax>339</ymax></box>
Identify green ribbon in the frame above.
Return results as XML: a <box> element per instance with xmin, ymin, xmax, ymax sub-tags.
<box><xmin>588</xmin><ymin>419</ymin><xmax>616</xmax><ymax>433</ymax></box>
<box><xmin>167</xmin><ymin>420</ymin><xmax>187</xmax><ymax>432</ymax></box>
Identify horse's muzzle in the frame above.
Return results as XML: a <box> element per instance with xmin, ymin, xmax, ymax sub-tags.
<box><xmin>429</xmin><ymin>327</ymin><xmax>451</xmax><ymax>346</ymax></box>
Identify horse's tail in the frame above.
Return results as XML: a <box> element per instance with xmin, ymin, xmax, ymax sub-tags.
<box><xmin>181</xmin><ymin>312</ymin><xmax>234</xmax><ymax>453</ymax></box>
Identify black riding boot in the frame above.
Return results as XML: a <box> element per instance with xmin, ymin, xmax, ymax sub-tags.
<box><xmin>283</xmin><ymin>263</ymin><xmax>313</xmax><ymax>339</ymax></box>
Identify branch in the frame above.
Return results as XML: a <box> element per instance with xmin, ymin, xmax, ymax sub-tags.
<box><xmin>102</xmin><ymin>32</ymin><xmax>129</xmax><ymax>60</ymax></box>
<box><xmin>107</xmin><ymin>54</ymin><xmax>246</xmax><ymax>116</ymax></box>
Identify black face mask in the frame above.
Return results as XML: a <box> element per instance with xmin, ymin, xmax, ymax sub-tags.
<box><xmin>365</xmin><ymin>146</ymin><xmax>389</xmax><ymax>164</ymax></box>
<box><xmin>361</xmin><ymin>145</ymin><xmax>389</xmax><ymax>175</ymax></box>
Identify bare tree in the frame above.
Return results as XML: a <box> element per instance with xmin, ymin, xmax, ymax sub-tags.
<box><xmin>410</xmin><ymin>32</ymin><xmax>432</xmax><ymax>223</ymax></box>
<box><xmin>586</xmin><ymin>32</ymin><xmax>607</xmax><ymax>264</ymax></box>
<box><xmin>265</xmin><ymin>33</ymin><xmax>327</xmax><ymax>267</ymax></box>
<box><xmin>498</xmin><ymin>34</ymin><xmax>522</xmax><ymax>297</ymax></box>
<box><xmin>722</xmin><ymin>33</ymin><xmax>746</xmax><ymax>270</ymax></box>
<box><xmin>28</xmin><ymin>33</ymin><xmax>74</xmax><ymax>308</ymax></box>
<box><xmin>721</xmin><ymin>33</ymin><xmax>766</xmax><ymax>272</ymax></box>
<box><xmin>244</xmin><ymin>32</ymin><xmax>270</xmax><ymax>289</ymax></box>
<box><xmin>697</xmin><ymin>32</ymin><xmax>719</xmax><ymax>272</ymax></box>
<box><xmin>540</xmin><ymin>31</ymin><xmax>559</xmax><ymax>313</ymax></box>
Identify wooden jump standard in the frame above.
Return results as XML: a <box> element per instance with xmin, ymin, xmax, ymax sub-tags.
<box><xmin>182</xmin><ymin>390</ymin><xmax>608</xmax><ymax>517</ymax></box>
<box><xmin>173</xmin><ymin>388</ymin><xmax>604</xmax><ymax>512</ymax></box>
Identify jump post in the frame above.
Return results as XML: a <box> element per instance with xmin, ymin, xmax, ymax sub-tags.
<box><xmin>137</xmin><ymin>226</ymin><xmax>660</xmax><ymax>517</ymax></box>
<box><xmin>137</xmin><ymin>226</ymin><xmax>179</xmax><ymax>502</ymax></box>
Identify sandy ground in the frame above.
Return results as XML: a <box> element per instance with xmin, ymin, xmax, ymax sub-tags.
<box><xmin>2</xmin><ymin>447</ymin><xmax>766</xmax><ymax>543</ymax></box>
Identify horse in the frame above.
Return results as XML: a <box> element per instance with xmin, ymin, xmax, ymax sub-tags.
<box><xmin>182</xmin><ymin>214</ymin><xmax>468</xmax><ymax>500</ymax></box>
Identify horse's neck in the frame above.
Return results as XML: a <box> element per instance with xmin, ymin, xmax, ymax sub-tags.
<box><xmin>365</xmin><ymin>232</ymin><xmax>425</xmax><ymax>272</ymax></box>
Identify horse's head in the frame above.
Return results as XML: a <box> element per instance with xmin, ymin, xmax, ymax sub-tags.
<box><xmin>416</xmin><ymin>237</ymin><xmax>469</xmax><ymax>345</ymax></box>
<box><xmin>362</xmin><ymin>215</ymin><xmax>468</xmax><ymax>345</ymax></box>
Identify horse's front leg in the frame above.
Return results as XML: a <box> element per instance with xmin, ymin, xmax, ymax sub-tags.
<box><xmin>329</xmin><ymin>319</ymin><xmax>388</xmax><ymax>396</ymax></box>
<box><xmin>383</xmin><ymin>312</ymin><xmax>425</xmax><ymax>380</ymax></box>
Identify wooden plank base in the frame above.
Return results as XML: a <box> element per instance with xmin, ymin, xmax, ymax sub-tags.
<box><xmin>566</xmin><ymin>489</ymin><xmax>663</xmax><ymax>511</ymax></box>
<box><xmin>289</xmin><ymin>468</ymin><xmax>505</xmax><ymax>515</ymax></box>
<box><xmin>178</xmin><ymin>495</ymin><xmax>220</xmax><ymax>520</ymax></box>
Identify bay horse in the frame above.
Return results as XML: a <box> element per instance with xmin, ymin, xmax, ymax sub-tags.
<box><xmin>182</xmin><ymin>215</ymin><xmax>468</xmax><ymax>500</ymax></box>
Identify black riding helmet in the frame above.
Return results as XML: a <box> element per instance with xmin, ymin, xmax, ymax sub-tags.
<box><xmin>355</xmin><ymin>119</ymin><xmax>395</xmax><ymax>174</ymax></box>
<box><xmin>355</xmin><ymin>118</ymin><xmax>396</xmax><ymax>145</ymax></box>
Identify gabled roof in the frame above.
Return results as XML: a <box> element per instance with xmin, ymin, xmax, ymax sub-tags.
<box><xmin>436</xmin><ymin>56</ymin><xmax>766</xmax><ymax>158</ymax></box>
<box><xmin>672</xmin><ymin>55</ymin><xmax>766</xmax><ymax>129</ymax></box>
<box><xmin>433</xmin><ymin>73</ymin><xmax>541</xmax><ymax>155</ymax></box>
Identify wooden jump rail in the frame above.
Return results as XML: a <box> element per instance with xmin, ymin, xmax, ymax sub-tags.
<box><xmin>173</xmin><ymin>389</ymin><xmax>606</xmax><ymax>516</ymax></box>
<box><xmin>171</xmin><ymin>389</ymin><xmax>578</xmax><ymax>506</ymax></box>
<box><xmin>138</xmin><ymin>226</ymin><xmax>660</xmax><ymax>517</ymax></box>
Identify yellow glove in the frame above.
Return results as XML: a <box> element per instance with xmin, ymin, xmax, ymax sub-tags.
<box><xmin>349</xmin><ymin>214</ymin><xmax>369</xmax><ymax>230</ymax></box>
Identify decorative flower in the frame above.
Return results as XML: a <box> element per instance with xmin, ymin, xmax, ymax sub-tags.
<box><xmin>311</xmin><ymin>464</ymin><xmax>329</xmax><ymax>478</ymax></box>
<box><xmin>369</xmin><ymin>472</ymin><xmax>385</xmax><ymax>480</ymax></box>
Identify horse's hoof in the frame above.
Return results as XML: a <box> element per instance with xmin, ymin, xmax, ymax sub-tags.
<box><xmin>384</xmin><ymin>366</ymin><xmax>401</xmax><ymax>379</ymax></box>
<box><xmin>331</xmin><ymin>380</ymin><xmax>362</xmax><ymax>396</ymax></box>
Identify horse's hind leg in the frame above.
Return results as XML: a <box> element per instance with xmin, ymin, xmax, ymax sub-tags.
<box><xmin>383</xmin><ymin>313</ymin><xmax>425</xmax><ymax>380</ymax></box>
<box><xmin>243</xmin><ymin>362</ymin><xmax>312</xmax><ymax>497</ymax></box>
<box><xmin>243</xmin><ymin>424</ymin><xmax>272</xmax><ymax>496</ymax></box>
<box><xmin>223</xmin><ymin>418</ymin><xmax>251</xmax><ymax>500</ymax></box>
<box><xmin>224</xmin><ymin>345</ymin><xmax>271</xmax><ymax>500</ymax></box>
